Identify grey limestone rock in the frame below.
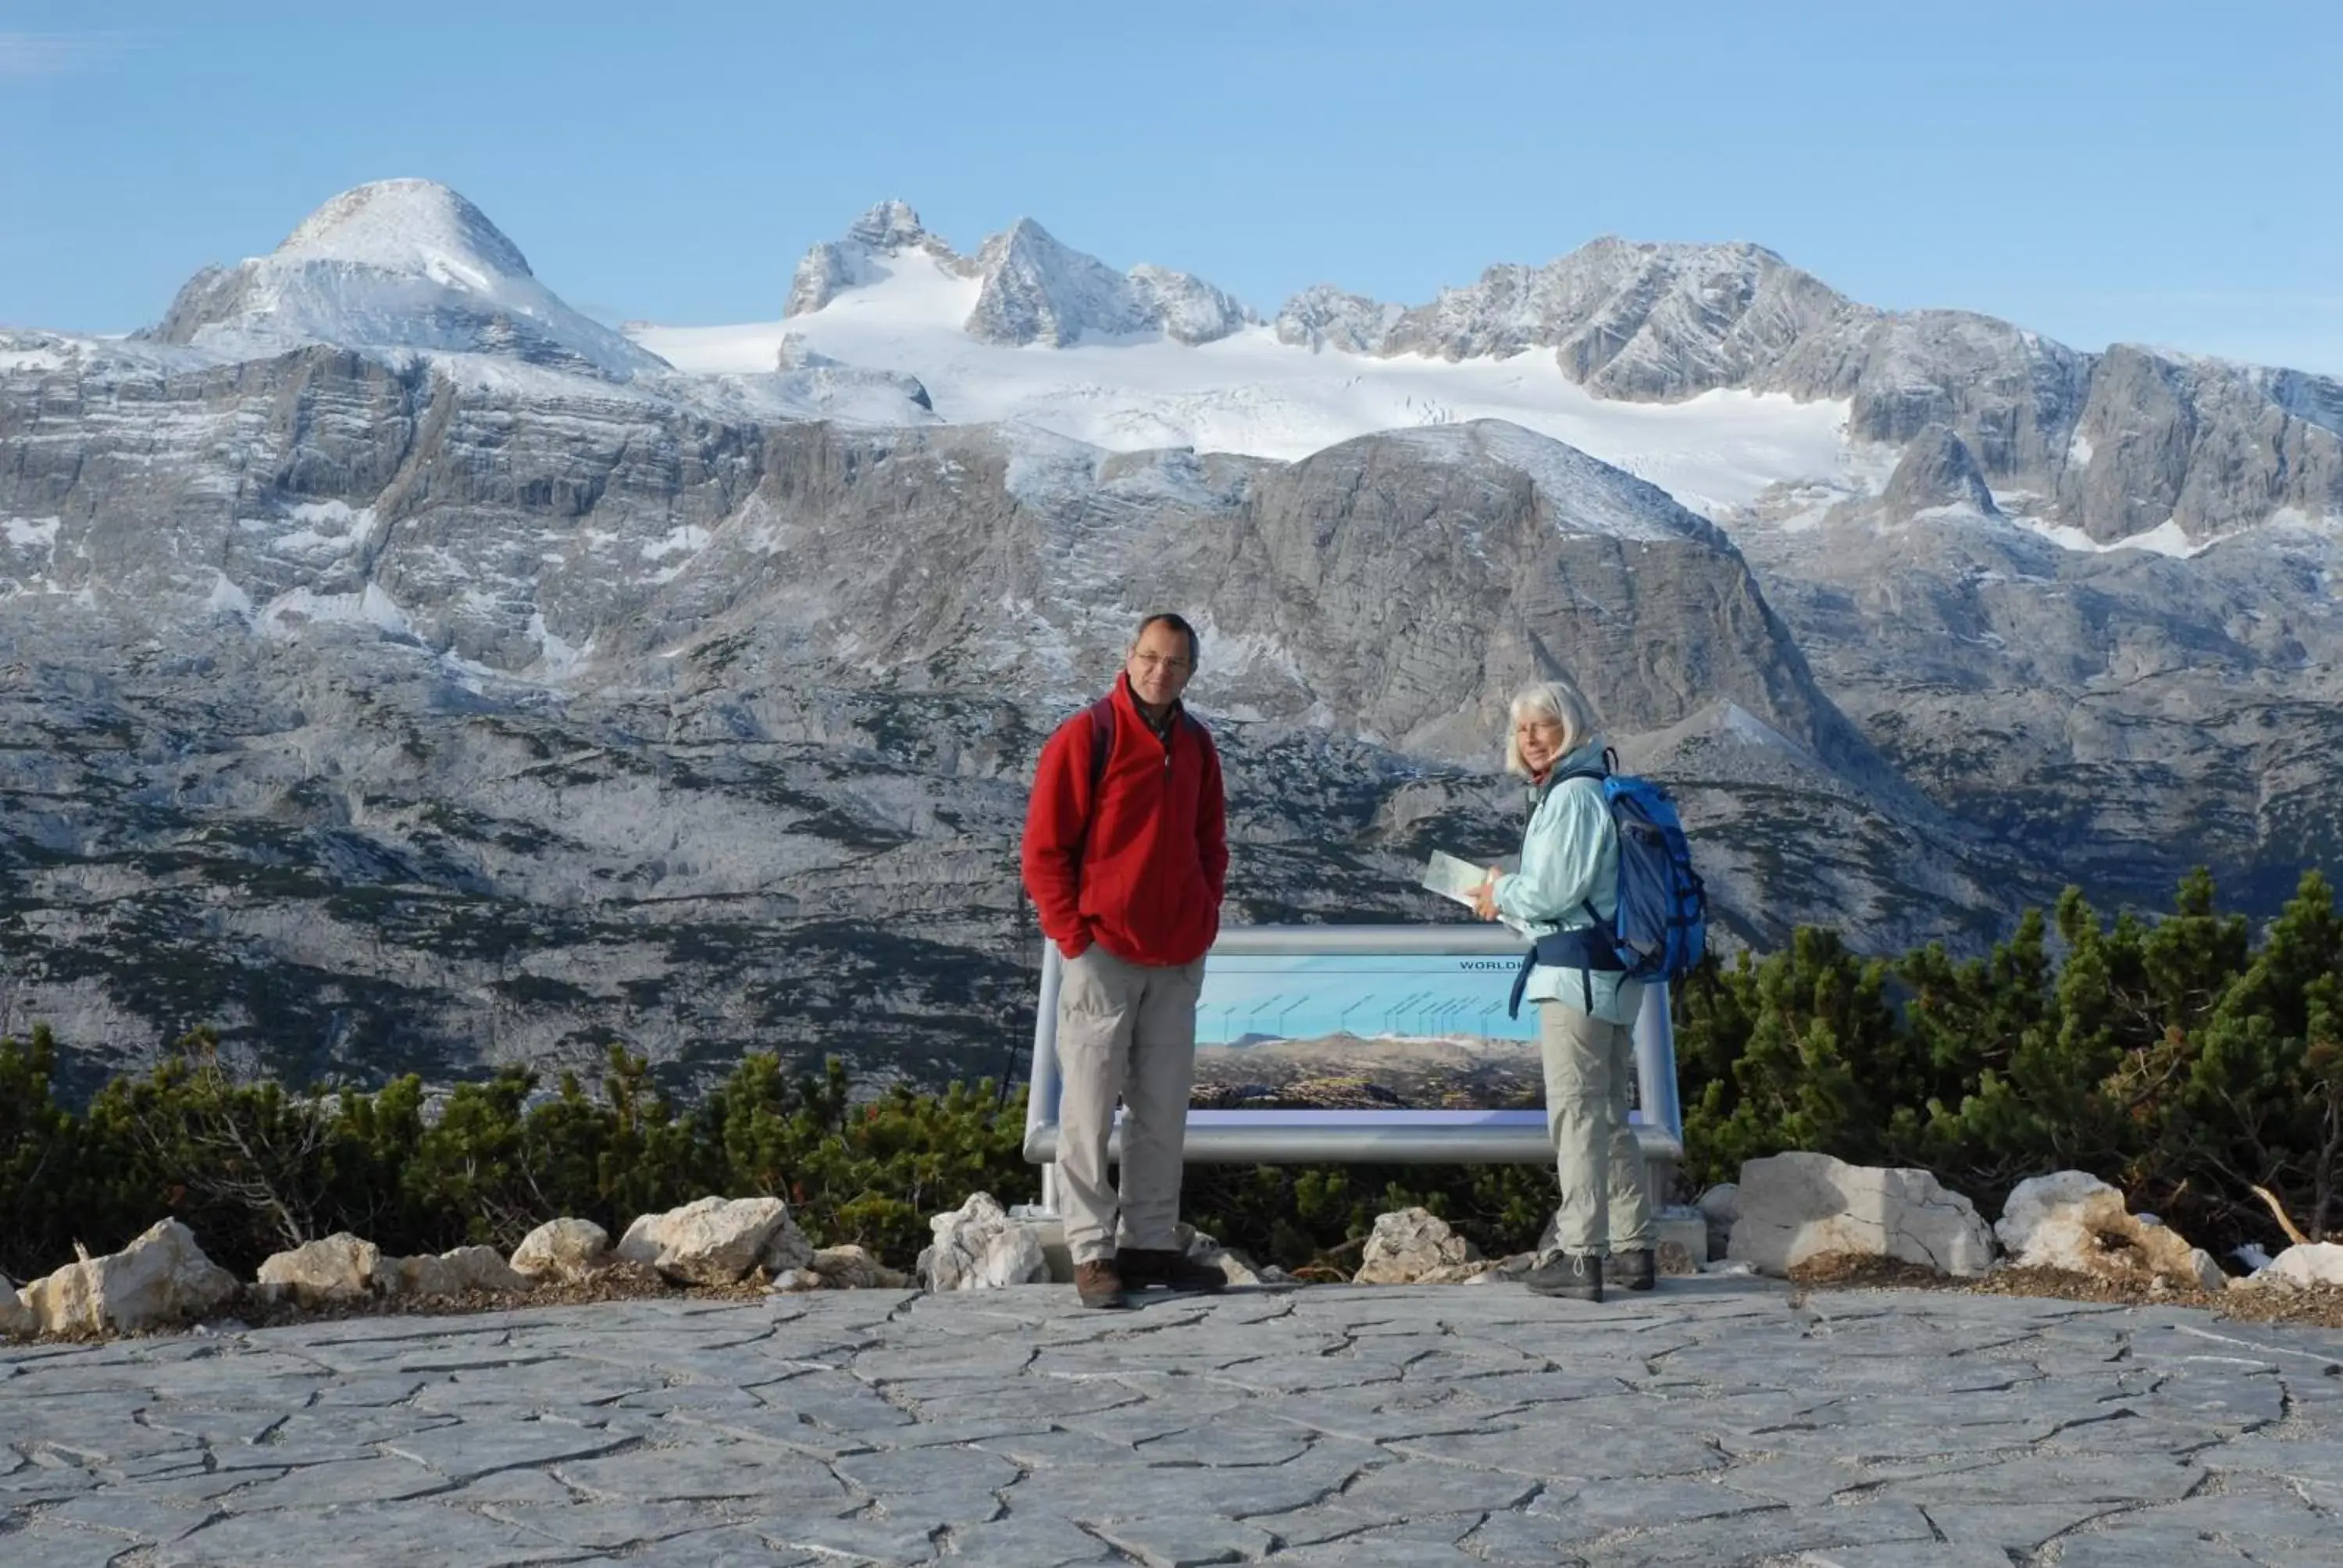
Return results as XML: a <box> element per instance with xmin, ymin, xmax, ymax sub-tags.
<box><xmin>16</xmin><ymin>1219</ymin><xmax>239</xmax><ymax>1333</ymax></box>
<box><xmin>1728</xmin><ymin>1151</ymin><xmax>1997</xmax><ymax>1277</ymax></box>
<box><xmin>376</xmin><ymin>1245</ymin><xmax>531</xmax><ymax>1298</ymax></box>
<box><xmin>509</xmin><ymin>1219</ymin><xmax>612</xmax><ymax>1281</ymax></box>
<box><xmin>615</xmin><ymin>1196</ymin><xmax>804</xmax><ymax>1285</ymax></box>
<box><xmin>1995</xmin><ymin>1171</ymin><xmax>2225</xmax><ymax>1292</ymax></box>
<box><xmin>919</xmin><ymin>1192</ymin><xmax>1049</xmax><ymax>1291</ymax></box>
<box><xmin>1353</xmin><ymin>1206</ymin><xmax>1482</xmax><ymax>1284</ymax></box>
<box><xmin>1878</xmin><ymin>424</ymin><xmax>2000</xmax><ymax>521</ymax></box>
<box><xmin>257</xmin><ymin>1234</ymin><xmax>381</xmax><ymax>1304</ymax></box>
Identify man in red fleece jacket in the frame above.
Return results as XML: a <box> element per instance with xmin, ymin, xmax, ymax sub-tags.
<box><xmin>1021</xmin><ymin>612</ymin><xmax>1229</xmax><ymax>1309</ymax></box>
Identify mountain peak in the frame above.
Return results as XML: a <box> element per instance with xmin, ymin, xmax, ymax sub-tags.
<box><xmin>843</xmin><ymin>199</ymin><xmax>932</xmax><ymax>251</ymax></box>
<box><xmin>148</xmin><ymin>179</ymin><xmax>662</xmax><ymax>380</ymax></box>
<box><xmin>274</xmin><ymin>179</ymin><xmax>534</xmax><ymax>284</ymax></box>
<box><xmin>964</xmin><ymin>218</ymin><xmax>1253</xmax><ymax>347</ymax></box>
<box><xmin>1275</xmin><ymin>234</ymin><xmax>1853</xmax><ymax>398</ymax></box>
<box><xmin>785</xmin><ymin>200</ymin><xmax>968</xmax><ymax>318</ymax></box>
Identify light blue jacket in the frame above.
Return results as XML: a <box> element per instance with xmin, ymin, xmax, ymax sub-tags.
<box><xmin>1492</xmin><ymin>737</ymin><xmax>1647</xmax><ymax>1027</ymax></box>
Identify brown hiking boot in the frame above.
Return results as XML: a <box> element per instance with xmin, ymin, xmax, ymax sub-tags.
<box><xmin>1118</xmin><ymin>1246</ymin><xmax>1229</xmax><ymax>1294</ymax></box>
<box><xmin>1074</xmin><ymin>1258</ymin><xmax>1129</xmax><ymax>1310</ymax></box>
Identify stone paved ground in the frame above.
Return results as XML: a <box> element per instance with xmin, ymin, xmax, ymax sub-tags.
<box><xmin>4</xmin><ymin>1277</ymin><xmax>2341</xmax><ymax>1566</ymax></box>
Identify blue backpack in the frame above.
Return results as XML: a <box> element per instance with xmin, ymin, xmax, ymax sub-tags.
<box><xmin>1507</xmin><ymin>750</ymin><xmax>1708</xmax><ymax>1017</ymax></box>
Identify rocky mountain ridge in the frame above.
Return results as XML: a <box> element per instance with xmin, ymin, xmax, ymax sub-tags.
<box><xmin>1271</xmin><ymin>236</ymin><xmax>2343</xmax><ymax>550</ymax></box>
<box><xmin>777</xmin><ymin>204</ymin><xmax>2343</xmax><ymax>551</ymax></box>
<box><xmin>785</xmin><ymin>202</ymin><xmax>1254</xmax><ymax>347</ymax></box>
<box><xmin>1</xmin><ymin>181</ymin><xmax>2334</xmax><ymax>1096</ymax></box>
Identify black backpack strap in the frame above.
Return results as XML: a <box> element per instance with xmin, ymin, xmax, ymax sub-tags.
<box><xmin>1086</xmin><ymin>697</ymin><xmax>1116</xmax><ymax>796</ymax></box>
<box><xmin>1075</xmin><ymin>697</ymin><xmax>1118</xmax><ymax>873</ymax></box>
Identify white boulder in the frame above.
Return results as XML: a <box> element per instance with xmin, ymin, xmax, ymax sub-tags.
<box><xmin>510</xmin><ymin>1217</ymin><xmax>612</xmax><ymax>1281</ymax></box>
<box><xmin>618</xmin><ymin>1196</ymin><xmax>807</xmax><ymax>1286</ymax></box>
<box><xmin>256</xmin><ymin>1234</ymin><xmax>380</xmax><ymax>1304</ymax></box>
<box><xmin>378</xmin><ymin>1245</ymin><xmax>531</xmax><ymax>1298</ymax></box>
<box><xmin>918</xmin><ymin>1192</ymin><xmax>1050</xmax><ymax>1291</ymax></box>
<box><xmin>1995</xmin><ymin>1171</ymin><xmax>2225</xmax><ymax>1292</ymax></box>
<box><xmin>2259</xmin><ymin>1242</ymin><xmax>2343</xmax><ymax>1288</ymax></box>
<box><xmin>18</xmin><ymin>1221</ymin><xmax>238</xmax><ymax>1334</ymax></box>
<box><xmin>1354</xmin><ymin>1207</ymin><xmax>1482</xmax><ymax>1285</ymax></box>
<box><xmin>1728</xmin><ymin>1152</ymin><xmax>1995</xmax><ymax>1278</ymax></box>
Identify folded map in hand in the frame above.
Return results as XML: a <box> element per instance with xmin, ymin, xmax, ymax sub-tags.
<box><xmin>1421</xmin><ymin>850</ymin><xmax>1488</xmax><ymax>905</ymax></box>
<box><xmin>1421</xmin><ymin>851</ymin><xmax>1530</xmax><ymax>936</ymax></box>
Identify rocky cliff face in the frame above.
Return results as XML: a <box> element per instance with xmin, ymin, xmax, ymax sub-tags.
<box><xmin>0</xmin><ymin>337</ymin><xmax>2031</xmax><ymax>1094</ymax></box>
<box><xmin>1729</xmin><ymin>490</ymin><xmax>2343</xmax><ymax>914</ymax></box>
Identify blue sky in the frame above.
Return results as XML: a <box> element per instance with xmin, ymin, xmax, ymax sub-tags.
<box><xmin>5</xmin><ymin>1</ymin><xmax>2341</xmax><ymax>372</ymax></box>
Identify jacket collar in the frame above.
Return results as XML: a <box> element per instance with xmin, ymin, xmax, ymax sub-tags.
<box><xmin>1114</xmin><ymin>672</ymin><xmax>1182</xmax><ymax>739</ymax></box>
<box><xmin>1531</xmin><ymin>736</ymin><xmax>1610</xmax><ymax>803</ymax></box>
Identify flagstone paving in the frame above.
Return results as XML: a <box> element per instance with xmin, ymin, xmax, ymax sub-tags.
<box><xmin>4</xmin><ymin>1277</ymin><xmax>2340</xmax><ymax>1565</ymax></box>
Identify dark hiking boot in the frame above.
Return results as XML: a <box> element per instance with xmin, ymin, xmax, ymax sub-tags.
<box><xmin>1609</xmin><ymin>1249</ymin><xmax>1657</xmax><ymax>1292</ymax></box>
<box><xmin>1524</xmin><ymin>1252</ymin><xmax>1603</xmax><ymax>1301</ymax></box>
<box><xmin>1118</xmin><ymin>1246</ymin><xmax>1229</xmax><ymax>1293</ymax></box>
<box><xmin>1075</xmin><ymin>1259</ymin><xmax>1129</xmax><ymax>1310</ymax></box>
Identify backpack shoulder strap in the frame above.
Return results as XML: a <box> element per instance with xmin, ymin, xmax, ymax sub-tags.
<box><xmin>1179</xmin><ymin>708</ymin><xmax>1214</xmax><ymax>757</ymax></box>
<box><xmin>1086</xmin><ymin>697</ymin><xmax>1117</xmax><ymax>796</ymax></box>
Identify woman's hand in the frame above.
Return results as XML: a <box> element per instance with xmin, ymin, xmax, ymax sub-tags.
<box><xmin>1472</xmin><ymin>867</ymin><xmax>1503</xmax><ymax>921</ymax></box>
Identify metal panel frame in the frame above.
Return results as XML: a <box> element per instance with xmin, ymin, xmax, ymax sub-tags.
<box><xmin>1022</xmin><ymin>925</ymin><xmax>1684</xmax><ymax>1166</ymax></box>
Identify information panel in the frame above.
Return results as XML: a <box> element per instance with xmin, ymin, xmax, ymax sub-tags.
<box><xmin>1022</xmin><ymin>925</ymin><xmax>1683</xmax><ymax>1167</ymax></box>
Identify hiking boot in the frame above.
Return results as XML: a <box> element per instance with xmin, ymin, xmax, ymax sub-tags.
<box><xmin>1524</xmin><ymin>1251</ymin><xmax>1603</xmax><ymax>1301</ymax></box>
<box><xmin>1609</xmin><ymin>1249</ymin><xmax>1657</xmax><ymax>1292</ymax></box>
<box><xmin>1118</xmin><ymin>1246</ymin><xmax>1229</xmax><ymax>1294</ymax></box>
<box><xmin>1074</xmin><ymin>1258</ymin><xmax>1129</xmax><ymax>1310</ymax></box>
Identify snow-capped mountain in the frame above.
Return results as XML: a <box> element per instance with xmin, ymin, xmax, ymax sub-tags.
<box><xmin>1278</xmin><ymin>237</ymin><xmax>1849</xmax><ymax>384</ymax></box>
<box><xmin>785</xmin><ymin>202</ymin><xmax>1254</xmax><ymax>348</ymax></box>
<box><xmin>676</xmin><ymin>205</ymin><xmax>2343</xmax><ymax>555</ymax></box>
<box><xmin>148</xmin><ymin>178</ymin><xmax>669</xmax><ymax>380</ymax></box>
<box><xmin>2</xmin><ymin>179</ymin><xmax>2338</xmax><ymax>1094</ymax></box>
<box><xmin>785</xmin><ymin>199</ymin><xmax>971</xmax><ymax>317</ymax></box>
<box><xmin>646</xmin><ymin>209</ymin><xmax>1846</xmax><ymax>519</ymax></box>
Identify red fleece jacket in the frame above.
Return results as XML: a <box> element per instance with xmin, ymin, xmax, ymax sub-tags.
<box><xmin>1020</xmin><ymin>675</ymin><xmax>1228</xmax><ymax>966</ymax></box>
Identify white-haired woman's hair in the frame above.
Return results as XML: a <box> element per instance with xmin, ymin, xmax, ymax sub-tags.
<box><xmin>1505</xmin><ymin>678</ymin><xmax>1599</xmax><ymax>778</ymax></box>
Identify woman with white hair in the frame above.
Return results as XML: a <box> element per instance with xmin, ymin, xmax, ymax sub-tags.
<box><xmin>1471</xmin><ymin>676</ymin><xmax>1654</xmax><ymax>1302</ymax></box>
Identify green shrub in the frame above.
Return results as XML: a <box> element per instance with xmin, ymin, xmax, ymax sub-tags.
<box><xmin>4</xmin><ymin>868</ymin><xmax>2338</xmax><ymax>1281</ymax></box>
<box><xmin>1672</xmin><ymin>868</ymin><xmax>2343</xmax><ymax>1255</ymax></box>
<box><xmin>0</xmin><ymin>1041</ymin><xmax>1033</xmax><ymax>1280</ymax></box>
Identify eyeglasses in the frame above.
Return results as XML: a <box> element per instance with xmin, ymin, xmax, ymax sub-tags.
<box><xmin>1131</xmin><ymin>653</ymin><xmax>1194</xmax><ymax>673</ymax></box>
